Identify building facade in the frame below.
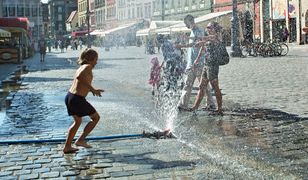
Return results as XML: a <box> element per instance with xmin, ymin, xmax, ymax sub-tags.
<box><xmin>1</xmin><ymin>0</ymin><xmax>42</xmax><ymax>40</ymax></box>
<box><xmin>0</xmin><ymin>1</ymin><xmax>3</xmax><ymax>17</ymax></box>
<box><xmin>66</xmin><ymin>10</ymin><xmax>79</xmax><ymax>33</ymax></box>
<box><xmin>49</xmin><ymin>0</ymin><xmax>77</xmax><ymax>38</ymax></box>
<box><xmin>105</xmin><ymin>0</ymin><xmax>117</xmax><ymax>29</ymax></box>
<box><xmin>94</xmin><ymin>0</ymin><xmax>105</xmax><ymax>29</ymax></box>
<box><xmin>212</xmin><ymin>0</ymin><xmax>308</xmax><ymax>44</ymax></box>
<box><xmin>42</xmin><ymin>3</ymin><xmax>49</xmax><ymax>37</ymax></box>
<box><xmin>152</xmin><ymin>0</ymin><xmax>213</xmax><ymax>21</ymax></box>
<box><xmin>77</xmin><ymin>0</ymin><xmax>95</xmax><ymax>32</ymax></box>
<box><xmin>117</xmin><ymin>0</ymin><xmax>154</xmax><ymax>24</ymax></box>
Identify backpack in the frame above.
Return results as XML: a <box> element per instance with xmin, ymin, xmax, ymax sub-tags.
<box><xmin>206</xmin><ymin>42</ymin><xmax>229</xmax><ymax>66</ymax></box>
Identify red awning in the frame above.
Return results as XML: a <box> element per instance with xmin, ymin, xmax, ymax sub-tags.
<box><xmin>0</xmin><ymin>17</ymin><xmax>30</xmax><ymax>31</ymax></box>
<box><xmin>71</xmin><ymin>30</ymin><xmax>92</xmax><ymax>37</ymax></box>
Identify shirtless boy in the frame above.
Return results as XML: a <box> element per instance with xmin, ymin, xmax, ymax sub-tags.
<box><xmin>63</xmin><ymin>48</ymin><xmax>104</xmax><ymax>154</ymax></box>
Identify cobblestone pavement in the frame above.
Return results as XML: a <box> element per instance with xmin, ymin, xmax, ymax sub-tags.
<box><xmin>0</xmin><ymin>46</ymin><xmax>307</xmax><ymax>179</ymax></box>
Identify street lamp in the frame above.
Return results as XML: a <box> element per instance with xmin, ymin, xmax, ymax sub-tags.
<box><xmin>86</xmin><ymin>0</ymin><xmax>91</xmax><ymax>48</ymax></box>
<box><xmin>230</xmin><ymin>0</ymin><xmax>242</xmax><ymax>57</ymax></box>
<box><xmin>161</xmin><ymin>0</ymin><xmax>165</xmax><ymax>21</ymax></box>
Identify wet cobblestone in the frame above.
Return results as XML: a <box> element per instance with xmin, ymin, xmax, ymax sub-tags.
<box><xmin>0</xmin><ymin>46</ymin><xmax>307</xmax><ymax>179</ymax></box>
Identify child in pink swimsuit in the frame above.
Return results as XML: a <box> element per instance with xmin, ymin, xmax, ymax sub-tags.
<box><xmin>148</xmin><ymin>57</ymin><xmax>161</xmax><ymax>95</ymax></box>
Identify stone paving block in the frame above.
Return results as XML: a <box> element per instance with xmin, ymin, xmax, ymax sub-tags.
<box><xmin>49</xmin><ymin>153</ymin><xmax>64</xmax><ymax>158</ymax></box>
<box><xmin>14</xmin><ymin>169</ymin><xmax>31</xmax><ymax>176</ymax></box>
<box><xmin>97</xmin><ymin>158</ymin><xmax>115</xmax><ymax>163</ymax></box>
<box><xmin>4</xmin><ymin>165</ymin><xmax>23</xmax><ymax>171</ymax></box>
<box><xmin>110</xmin><ymin>171</ymin><xmax>133</xmax><ymax>178</ymax></box>
<box><xmin>34</xmin><ymin>158</ymin><xmax>52</xmax><ymax>164</ymax></box>
<box><xmin>8</xmin><ymin>157</ymin><xmax>28</xmax><ymax>162</ymax></box>
<box><xmin>16</xmin><ymin>160</ymin><xmax>33</xmax><ymax>165</ymax></box>
<box><xmin>51</xmin><ymin>166</ymin><xmax>67</xmax><ymax>172</ymax></box>
<box><xmin>51</xmin><ymin>157</ymin><xmax>66</xmax><ymax>163</ymax></box>
<box><xmin>92</xmin><ymin>163</ymin><xmax>113</xmax><ymax>168</ymax></box>
<box><xmin>105</xmin><ymin>167</ymin><xmax>123</xmax><ymax>173</ymax></box>
<box><xmin>0</xmin><ymin>171</ymin><xmax>13</xmax><ymax>177</ymax></box>
<box><xmin>19</xmin><ymin>173</ymin><xmax>39</xmax><ymax>180</ymax></box>
<box><xmin>23</xmin><ymin>164</ymin><xmax>42</xmax><ymax>170</ymax></box>
<box><xmin>128</xmin><ymin>174</ymin><xmax>154</xmax><ymax>180</ymax></box>
<box><xmin>92</xmin><ymin>172</ymin><xmax>111</xmax><ymax>179</ymax></box>
<box><xmin>40</xmin><ymin>171</ymin><xmax>60</xmax><ymax>178</ymax></box>
<box><xmin>0</xmin><ymin>175</ymin><xmax>18</xmax><ymax>180</ymax></box>
<box><xmin>107</xmin><ymin>176</ymin><xmax>129</xmax><ymax>180</ymax></box>
<box><xmin>32</xmin><ymin>167</ymin><xmax>50</xmax><ymax>173</ymax></box>
<box><xmin>61</xmin><ymin>170</ymin><xmax>80</xmax><ymax>177</ymax></box>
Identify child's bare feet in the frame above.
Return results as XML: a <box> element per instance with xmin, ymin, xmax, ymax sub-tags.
<box><xmin>74</xmin><ymin>140</ymin><xmax>92</xmax><ymax>148</ymax></box>
<box><xmin>63</xmin><ymin>147</ymin><xmax>79</xmax><ymax>154</ymax></box>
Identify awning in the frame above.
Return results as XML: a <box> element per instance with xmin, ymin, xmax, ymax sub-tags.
<box><xmin>136</xmin><ymin>28</ymin><xmax>150</xmax><ymax>37</ymax></box>
<box><xmin>107</xmin><ymin>23</ymin><xmax>137</xmax><ymax>35</ymax></box>
<box><xmin>71</xmin><ymin>30</ymin><xmax>92</xmax><ymax>37</ymax></box>
<box><xmin>0</xmin><ymin>28</ymin><xmax>11</xmax><ymax>37</ymax></box>
<box><xmin>153</xmin><ymin>11</ymin><xmax>232</xmax><ymax>34</ymax></box>
<box><xmin>90</xmin><ymin>29</ymin><xmax>106</xmax><ymax>36</ymax></box>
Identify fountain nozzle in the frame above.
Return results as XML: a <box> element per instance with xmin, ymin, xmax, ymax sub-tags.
<box><xmin>142</xmin><ymin>129</ymin><xmax>176</xmax><ymax>139</ymax></box>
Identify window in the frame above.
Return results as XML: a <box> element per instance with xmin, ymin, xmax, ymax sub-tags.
<box><xmin>58</xmin><ymin>6</ymin><xmax>62</xmax><ymax>13</ymax></box>
<box><xmin>58</xmin><ymin>14</ymin><xmax>62</xmax><ymax>21</ymax></box>
<box><xmin>32</xmin><ymin>7</ymin><xmax>37</xmax><ymax>17</ymax></box>
<box><xmin>2</xmin><ymin>7</ymin><xmax>8</xmax><ymax>17</ymax></box>
<box><xmin>171</xmin><ymin>0</ymin><xmax>174</xmax><ymax>8</ymax></box>
<box><xmin>17</xmin><ymin>6</ymin><xmax>24</xmax><ymax>17</ymax></box>
<box><xmin>25</xmin><ymin>5</ymin><xmax>30</xmax><ymax>16</ymax></box>
<box><xmin>9</xmin><ymin>6</ymin><xmax>15</xmax><ymax>16</ymax></box>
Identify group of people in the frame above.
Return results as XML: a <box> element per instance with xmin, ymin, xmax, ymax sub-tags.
<box><xmin>62</xmin><ymin>14</ymin><xmax>229</xmax><ymax>154</ymax></box>
<box><xmin>149</xmin><ymin>14</ymin><xmax>229</xmax><ymax>115</ymax></box>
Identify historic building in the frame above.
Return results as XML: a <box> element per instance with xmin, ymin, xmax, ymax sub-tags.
<box><xmin>1</xmin><ymin>0</ymin><xmax>42</xmax><ymax>40</ymax></box>
<box><xmin>105</xmin><ymin>0</ymin><xmax>117</xmax><ymax>29</ymax></box>
<box><xmin>152</xmin><ymin>0</ymin><xmax>212</xmax><ymax>21</ymax></box>
<box><xmin>94</xmin><ymin>0</ymin><xmax>105</xmax><ymax>29</ymax></box>
<box><xmin>117</xmin><ymin>0</ymin><xmax>153</xmax><ymax>23</ymax></box>
<box><xmin>77</xmin><ymin>0</ymin><xmax>95</xmax><ymax>32</ymax></box>
<box><xmin>49</xmin><ymin>0</ymin><xmax>77</xmax><ymax>38</ymax></box>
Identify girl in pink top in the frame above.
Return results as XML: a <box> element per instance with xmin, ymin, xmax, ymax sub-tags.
<box><xmin>148</xmin><ymin>57</ymin><xmax>161</xmax><ymax>95</ymax></box>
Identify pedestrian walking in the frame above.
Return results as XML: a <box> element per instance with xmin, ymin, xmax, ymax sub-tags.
<box><xmin>63</xmin><ymin>48</ymin><xmax>104</xmax><ymax>154</ymax></box>
<box><xmin>190</xmin><ymin>21</ymin><xmax>229</xmax><ymax>115</ymax></box>
<box><xmin>38</xmin><ymin>37</ymin><xmax>47</xmax><ymax>62</ymax></box>
<box><xmin>79</xmin><ymin>39</ymin><xmax>83</xmax><ymax>50</ymax></box>
<box><xmin>176</xmin><ymin>14</ymin><xmax>215</xmax><ymax>111</ymax></box>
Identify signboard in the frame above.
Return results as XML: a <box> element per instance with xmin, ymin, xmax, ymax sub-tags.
<box><xmin>272</xmin><ymin>0</ymin><xmax>297</xmax><ymax>20</ymax></box>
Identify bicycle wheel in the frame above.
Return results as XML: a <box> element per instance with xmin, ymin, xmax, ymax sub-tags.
<box><xmin>258</xmin><ymin>44</ymin><xmax>268</xmax><ymax>57</ymax></box>
<box><xmin>279</xmin><ymin>43</ymin><xmax>289</xmax><ymax>56</ymax></box>
<box><xmin>240</xmin><ymin>45</ymin><xmax>249</xmax><ymax>57</ymax></box>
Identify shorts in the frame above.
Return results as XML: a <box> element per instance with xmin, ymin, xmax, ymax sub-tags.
<box><xmin>65</xmin><ymin>92</ymin><xmax>96</xmax><ymax>117</ymax></box>
<box><xmin>202</xmin><ymin>65</ymin><xmax>219</xmax><ymax>81</ymax></box>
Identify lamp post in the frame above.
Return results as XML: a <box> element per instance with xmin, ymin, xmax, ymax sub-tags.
<box><xmin>161</xmin><ymin>0</ymin><xmax>165</xmax><ymax>21</ymax></box>
<box><xmin>86</xmin><ymin>0</ymin><xmax>91</xmax><ymax>48</ymax></box>
<box><xmin>230</xmin><ymin>0</ymin><xmax>242</xmax><ymax>57</ymax></box>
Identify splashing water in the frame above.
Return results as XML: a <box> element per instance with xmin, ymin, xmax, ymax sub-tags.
<box><xmin>154</xmin><ymin>89</ymin><xmax>181</xmax><ymax>132</ymax></box>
